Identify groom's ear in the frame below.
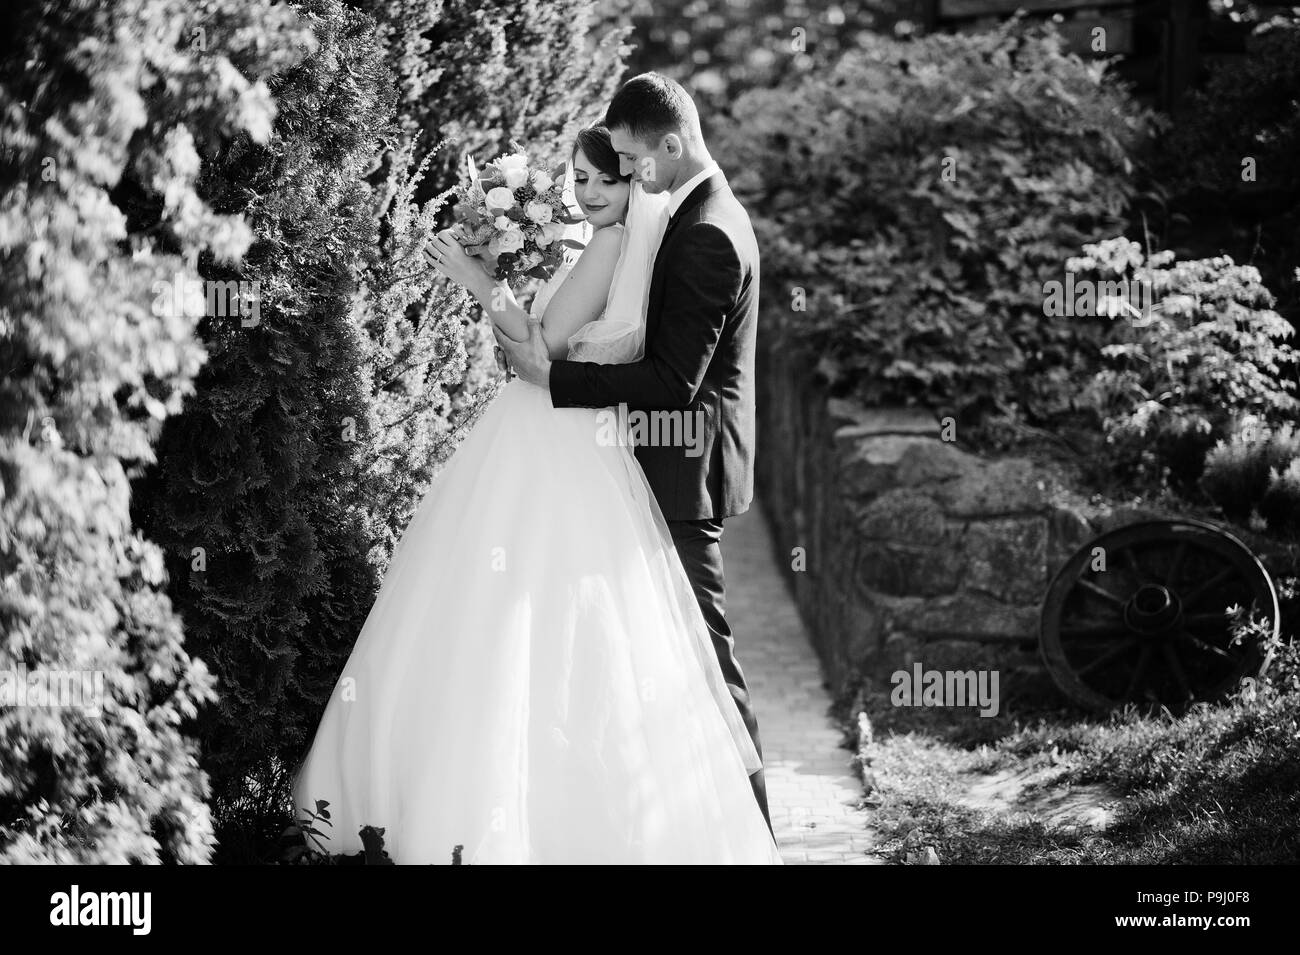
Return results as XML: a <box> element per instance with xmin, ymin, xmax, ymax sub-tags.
<box><xmin>662</xmin><ymin>133</ymin><xmax>682</xmax><ymax>159</ymax></box>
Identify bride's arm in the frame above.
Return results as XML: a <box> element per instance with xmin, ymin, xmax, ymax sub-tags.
<box><xmin>461</xmin><ymin>278</ymin><xmax>532</xmax><ymax>343</ymax></box>
<box><xmin>428</xmin><ymin>227</ymin><xmax>622</xmax><ymax>361</ymax></box>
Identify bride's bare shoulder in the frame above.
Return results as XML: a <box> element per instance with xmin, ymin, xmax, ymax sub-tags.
<box><xmin>580</xmin><ymin>224</ymin><xmax>623</xmax><ymax>258</ymax></box>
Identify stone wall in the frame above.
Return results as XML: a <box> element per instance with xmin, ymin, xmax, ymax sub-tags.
<box><xmin>754</xmin><ymin>340</ymin><xmax>1167</xmax><ymax>701</ymax></box>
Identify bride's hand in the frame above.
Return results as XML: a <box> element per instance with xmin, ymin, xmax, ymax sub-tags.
<box><xmin>426</xmin><ymin>229</ymin><xmax>491</xmax><ymax>294</ymax></box>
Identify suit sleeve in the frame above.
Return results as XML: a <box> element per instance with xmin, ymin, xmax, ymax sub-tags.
<box><xmin>549</xmin><ymin>221</ymin><xmax>740</xmax><ymax>410</ymax></box>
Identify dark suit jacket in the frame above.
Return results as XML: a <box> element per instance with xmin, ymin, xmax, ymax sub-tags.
<box><xmin>548</xmin><ymin>170</ymin><xmax>759</xmax><ymax>522</ymax></box>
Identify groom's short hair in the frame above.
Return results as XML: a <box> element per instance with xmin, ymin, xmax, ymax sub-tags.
<box><xmin>605</xmin><ymin>72</ymin><xmax>701</xmax><ymax>146</ymax></box>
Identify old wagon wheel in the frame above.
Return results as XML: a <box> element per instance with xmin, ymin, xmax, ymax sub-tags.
<box><xmin>1040</xmin><ymin>519</ymin><xmax>1278</xmax><ymax>713</ymax></box>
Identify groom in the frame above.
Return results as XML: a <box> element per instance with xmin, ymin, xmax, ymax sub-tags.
<box><xmin>495</xmin><ymin>72</ymin><xmax>770</xmax><ymax>832</ymax></box>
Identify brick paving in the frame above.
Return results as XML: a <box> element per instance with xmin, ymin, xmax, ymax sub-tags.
<box><xmin>725</xmin><ymin>501</ymin><xmax>885</xmax><ymax>865</ymax></box>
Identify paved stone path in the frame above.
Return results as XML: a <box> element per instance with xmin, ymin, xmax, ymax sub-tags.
<box><xmin>725</xmin><ymin>502</ymin><xmax>884</xmax><ymax>865</ymax></box>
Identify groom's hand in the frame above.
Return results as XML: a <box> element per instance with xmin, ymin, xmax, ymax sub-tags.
<box><xmin>494</xmin><ymin>318</ymin><xmax>551</xmax><ymax>388</ymax></box>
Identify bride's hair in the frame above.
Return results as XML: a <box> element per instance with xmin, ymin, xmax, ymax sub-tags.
<box><xmin>571</xmin><ymin>124</ymin><xmax>631</xmax><ymax>182</ymax></box>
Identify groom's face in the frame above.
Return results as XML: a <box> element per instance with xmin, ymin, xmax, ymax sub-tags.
<box><xmin>609</xmin><ymin>126</ymin><xmax>676</xmax><ymax>195</ymax></box>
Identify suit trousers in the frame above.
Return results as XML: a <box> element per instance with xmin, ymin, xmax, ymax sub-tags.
<box><xmin>666</xmin><ymin>517</ymin><xmax>773</xmax><ymax>835</ymax></box>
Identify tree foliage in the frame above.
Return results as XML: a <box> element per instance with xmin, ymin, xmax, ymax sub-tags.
<box><xmin>719</xmin><ymin>20</ymin><xmax>1155</xmax><ymax>431</ymax></box>
<box><xmin>0</xmin><ymin>0</ymin><xmax>313</xmax><ymax>863</ymax></box>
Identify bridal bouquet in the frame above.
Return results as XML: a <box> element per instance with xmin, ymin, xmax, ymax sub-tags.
<box><xmin>449</xmin><ymin>144</ymin><xmax>586</xmax><ymax>282</ymax></box>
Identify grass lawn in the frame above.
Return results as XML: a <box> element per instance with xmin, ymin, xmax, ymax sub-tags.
<box><xmin>838</xmin><ymin>620</ymin><xmax>1300</xmax><ymax>865</ymax></box>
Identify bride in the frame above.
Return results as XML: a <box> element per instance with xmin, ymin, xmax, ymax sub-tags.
<box><xmin>289</xmin><ymin>124</ymin><xmax>783</xmax><ymax>865</ymax></box>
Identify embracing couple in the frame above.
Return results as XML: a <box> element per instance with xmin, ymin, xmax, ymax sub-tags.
<box><xmin>292</xmin><ymin>72</ymin><xmax>780</xmax><ymax>865</ymax></box>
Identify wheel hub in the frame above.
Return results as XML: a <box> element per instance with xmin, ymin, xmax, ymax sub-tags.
<box><xmin>1123</xmin><ymin>583</ymin><xmax>1182</xmax><ymax>636</ymax></box>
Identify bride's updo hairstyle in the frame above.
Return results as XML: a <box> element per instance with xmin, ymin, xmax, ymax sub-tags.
<box><xmin>571</xmin><ymin>123</ymin><xmax>632</xmax><ymax>182</ymax></box>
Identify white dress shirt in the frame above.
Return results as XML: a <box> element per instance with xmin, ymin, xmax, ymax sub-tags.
<box><xmin>665</xmin><ymin>160</ymin><xmax>721</xmax><ymax>219</ymax></box>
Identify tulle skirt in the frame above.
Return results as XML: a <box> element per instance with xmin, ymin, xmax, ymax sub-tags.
<box><xmin>291</xmin><ymin>376</ymin><xmax>782</xmax><ymax>864</ymax></box>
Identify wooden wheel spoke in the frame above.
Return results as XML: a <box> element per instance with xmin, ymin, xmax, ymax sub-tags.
<box><xmin>1177</xmin><ymin>630</ymin><xmax>1236</xmax><ymax>663</ymax></box>
<box><xmin>1060</xmin><ymin>622</ymin><xmax>1132</xmax><ymax>640</ymax></box>
<box><xmin>1076</xmin><ymin>638</ymin><xmax>1139</xmax><ymax>676</ymax></box>
<box><xmin>1122</xmin><ymin>644</ymin><xmax>1154</xmax><ymax>702</ymax></box>
<box><xmin>1161</xmin><ymin>643</ymin><xmax>1194</xmax><ymax>701</ymax></box>
<box><xmin>1181</xmin><ymin>566</ymin><xmax>1236</xmax><ymax>609</ymax></box>
<box><xmin>1182</xmin><ymin>610</ymin><xmax>1232</xmax><ymax>629</ymax></box>
<box><xmin>1121</xmin><ymin>546</ymin><xmax>1143</xmax><ymax>582</ymax></box>
<box><xmin>1076</xmin><ymin>578</ymin><xmax>1124</xmax><ymax>607</ymax></box>
<box><xmin>1165</xmin><ymin>541</ymin><xmax>1188</xmax><ymax>588</ymax></box>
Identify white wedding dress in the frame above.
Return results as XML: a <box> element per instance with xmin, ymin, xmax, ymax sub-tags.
<box><xmin>291</xmin><ymin>208</ymin><xmax>783</xmax><ymax>864</ymax></box>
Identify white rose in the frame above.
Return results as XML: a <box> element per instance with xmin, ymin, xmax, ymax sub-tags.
<box><xmin>525</xmin><ymin>200</ymin><xmax>553</xmax><ymax>225</ymax></box>
<box><xmin>535</xmin><ymin>221</ymin><xmax>565</xmax><ymax>248</ymax></box>
<box><xmin>497</xmin><ymin>153</ymin><xmax>530</xmax><ymax>189</ymax></box>
<box><xmin>494</xmin><ymin>215</ymin><xmax>512</xmax><ymax>230</ymax></box>
<box><xmin>498</xmin><ymin>226</ymin><xmax>525</xmax><ymax>254</ymax></box>
<box><xmin>530</xmin><ymin>169</ymin><xmax>553</xmax><ymax>193</ymax></box>
<box><xmin>486</xmin><ymin>186</ymin><xmax>516</xmax><ymax>211</ymax></box>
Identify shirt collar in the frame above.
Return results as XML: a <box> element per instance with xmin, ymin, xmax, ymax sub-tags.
<box><xmin>666</xmin><ymin>161</ymin><xmax>721</xmax><ymax>219</ymax></box>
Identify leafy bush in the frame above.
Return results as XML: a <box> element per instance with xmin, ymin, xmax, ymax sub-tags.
<box><xmin>595</xmin><ymin>0</ymin><xmax>917</xmax><ymax>115</ymax></box>
<box><xmin>279</xmin><ymin>798</ymin><xmax>466</xmax><ymax>864</ymax></box>
<box><xmin>357</xmin><ymin>0</ymin><xmax>630</xmax><ymax>207</ymax></box>
<box><xmin>0</xmin><ymin>0</ymin><xmax>313</xmax><ymax>863</ymax></box>
<box><xmin>1201</xmin><ymin>422</ymin><xmax>1300</xmax><ymax>522</ymax></box>
<box><xmin>130</xmin><ymin>0</ymin><xmax>407</xmax><ymax>836</ymax></box>
<box><xmin>719</xmin><ymin>19</ymin><xmax>1154</xmax><ymax>430</ymax></box>
<box><xmin>1261</xmin><ymin>459</ymin><xmax>1300</xmax><ymax>538</ymax></box>
<box><xmin>1141</xmin><ymin>17</ymin><xmax>1300</xmax><ymax>330</ymax></box>
<box><xmin>1079</xmin><ymin>238</ymin><xmax>1300</xmax><ymax>489</ymax></box>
